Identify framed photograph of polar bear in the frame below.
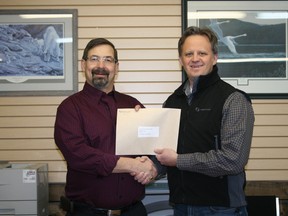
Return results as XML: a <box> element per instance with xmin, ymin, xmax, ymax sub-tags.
<box><xmin>0</xmin><ymin>9</ymin><xmax>78</xmax><ymax>96</ymax></box>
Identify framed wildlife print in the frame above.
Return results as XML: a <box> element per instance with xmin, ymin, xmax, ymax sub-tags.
<box><xmin>182</xmin><ymin>0</ymin><xmax>288</xmax><ymax>98</ymax></box>
<box><xmin>0</xmin><ymin>9</ymin><xmax>78</xmax><ymax>96</ymax></box>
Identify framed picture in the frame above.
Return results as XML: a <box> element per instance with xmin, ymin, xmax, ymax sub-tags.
<box><xmin>182</xmin><ymin>0</ymin><xmax>288</xmax><ymax>99</ymax></box>
<box><xmin>0</xmin><ymin>9</ymin><xmax>78</xmax><ymax>96</ymax></box>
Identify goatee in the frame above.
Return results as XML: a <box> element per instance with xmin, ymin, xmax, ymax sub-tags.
<box><xmin>91</xmin><ymin>68</ymin><xmax>109</xmax><ymax>90</ymax></box>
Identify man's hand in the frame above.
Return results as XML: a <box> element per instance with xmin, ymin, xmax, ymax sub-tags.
<box><xmin>131</xmin><ymin>156</ymin><xmax>157</xmax><ymax>185</ymax></box>
<box><xmin>154</xmin><ymin>148</ymin><xmax>177</xmax><ymax>166</ymax></box>
<box><xmin>134</xmin><ymin>104</ymin><xmax>141</xmax><ymax>111</ymax></box>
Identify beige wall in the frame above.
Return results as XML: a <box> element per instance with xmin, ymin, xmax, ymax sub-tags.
<box><xmin>0</xmin><ymin>0</ymin><xmax>287</xmax><ymax>184</ymax></box>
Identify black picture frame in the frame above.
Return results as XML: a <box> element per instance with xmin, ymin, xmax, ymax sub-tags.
<box><xmin>182</xmin><ymin>0</ymin><xmax>288</xmax><ymax>99</ymax></box>
<box><xmin>0</xmin><ymin>9</ymin><xmax>78</xmax><ymax>96</ymax></box>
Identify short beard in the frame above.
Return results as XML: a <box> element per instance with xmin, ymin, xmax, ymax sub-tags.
<box><xmin>91</xmin><ymin>68</ymin><xmax>109</xmax><ymax>90</ymax></box>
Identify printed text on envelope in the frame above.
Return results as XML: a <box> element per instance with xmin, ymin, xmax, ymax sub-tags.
<box><xmin>138</xmin><ymin>126</ymin><xmax>159</xmax><ymax>138</ymax></box>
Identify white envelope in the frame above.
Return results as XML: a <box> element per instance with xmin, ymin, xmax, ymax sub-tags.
<box><xmin>115</xmin><ymin>108</ymin><xmax>181</xmax><ymax>155</ymax></box>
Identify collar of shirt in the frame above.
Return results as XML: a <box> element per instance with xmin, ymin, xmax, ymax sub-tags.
<box><xmin>83</xmin><ymin>82</ymin><xmax>116</xmax><ymax>104</ymax></box>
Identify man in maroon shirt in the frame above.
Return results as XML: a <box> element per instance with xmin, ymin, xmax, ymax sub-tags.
<box><xmin>54</xmin><ymin>38</ymin><xmax>164</xmax><ymax>216</ymax></box>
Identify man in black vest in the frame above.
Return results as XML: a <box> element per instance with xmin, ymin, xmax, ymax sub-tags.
<box><xmin>155</xmin><ymin>26</ymin><xmax>255</xmax><ymax>216</ymax></box>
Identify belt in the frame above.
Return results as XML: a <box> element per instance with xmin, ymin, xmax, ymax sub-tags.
<box><xmin>60</xmin><ymin>196</ymin><xmax>140</xmax><ymax>216</ymax></box>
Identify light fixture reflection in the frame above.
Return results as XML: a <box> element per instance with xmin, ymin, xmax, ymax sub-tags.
<box><xmin>19</xmin><ymin>14</ymin><xmax>72</xmax><ymax>19</ymax></box>
<box><xmin>56</xmin><ymin>38</ymin><xmax>72</xmax><ymax>43</ymax></box>
<box><xmin>256</xmin><ymin>12</ymin><xmax>288</xmax><ymax>19</ymax></box>
<box><xmin>188</xmin><ymin>12</ymin><xmax>246</xmax><ymax>19</ymax></box>
<box><xmin>218</xmin><ymin>58</ymin><xmax>288</xmax><ymax>63</ymax></box>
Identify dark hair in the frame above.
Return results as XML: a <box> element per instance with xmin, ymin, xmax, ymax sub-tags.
<box><xmin>178</xmin><ymin>26</ymin><xmax>218</xmax><ymax>56</ymax></box>
<box><xmin>82</xmin><ymin>38</ymin><xmax>118</xmax><ymax>62</ymax></box>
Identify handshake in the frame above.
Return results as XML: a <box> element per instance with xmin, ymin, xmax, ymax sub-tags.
<box><xmin>131</xmin><ymin>156</ymin><xmax>158</xmax><ymax>185</ymax></box>
<box><xmin>113</xmin><ymin>156</ymin><xmax>158</xmax><ymax>185</ymax></box>
<box><xmin>130</xmin><ymin>148</ymin><xmax>177</xmax><ymax>184</ymax></box>
<box><xmin>114</xmin><ymin>148</ymin><xmax>176</xmax><ymax>185</ymax></box>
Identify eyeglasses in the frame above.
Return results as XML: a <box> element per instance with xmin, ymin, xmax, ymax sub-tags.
<box><xmin>86</xmin><ymin>55</ymin><xmax>117</xmax><ymax>65</ymax></box>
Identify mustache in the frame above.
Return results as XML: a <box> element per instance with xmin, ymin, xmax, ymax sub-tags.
<box><xmin>92</xmin><ymin>68</ymin><xmax>109</xmax><ymax>77</ymax></box>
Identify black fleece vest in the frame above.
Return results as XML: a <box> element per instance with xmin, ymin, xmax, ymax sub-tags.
<box><xmin>164</xmin><ymin>70</ymin><xmax>237</xmax><ymax>206</ymax></box>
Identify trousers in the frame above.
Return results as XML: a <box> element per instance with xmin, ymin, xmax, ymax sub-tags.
<box><xmin>65</xmin><ymin>201</ymin><xmax>147</xmax><ymax>216</ymax></box>
<box><xmin>174</xmin><ymin>204</ymin><xmax>248</xmax><ymax>216</ymax></box>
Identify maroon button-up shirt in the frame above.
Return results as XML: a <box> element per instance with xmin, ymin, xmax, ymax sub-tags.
<box><xmin>54</xmin><ymin>82</ymin><xmax>145</xmax><ymax>209</ymax></box>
